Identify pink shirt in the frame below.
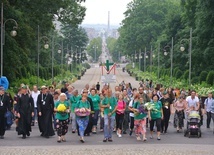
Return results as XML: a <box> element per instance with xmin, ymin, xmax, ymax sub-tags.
<box><xmin>174</xmin><ymin>100</ymin><xmax>186</xmax><ymax>111</ymax></box>
<box><xmin>117</xmin><ymin>100</ymin><xmax>125</xmax><ymax>114</ymax></box>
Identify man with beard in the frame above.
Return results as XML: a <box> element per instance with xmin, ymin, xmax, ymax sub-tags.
<box><xmin>16</xmin><ymin>85</ymin><xmax>34</xmax><ymax>139</ymax></box>
<box><xmin>37</xmin><ymin>85</ymin><xmax>55</xmax><ymax>138</ymax></box>
<box><xmin>0</xmin><ymin>87</ymin><xmax>10</xmax><ymax>139</ymax></box>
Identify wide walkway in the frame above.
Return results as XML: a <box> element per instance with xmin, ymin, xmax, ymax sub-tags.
<box><xmin>1</xmin><ymin>64</ymin><xmax>214</xmax><ymax>155</ymax></box>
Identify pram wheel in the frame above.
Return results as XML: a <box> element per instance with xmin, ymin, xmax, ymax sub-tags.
<box><xmin>184</xmin><ymin>129</ymin><xmax>187</xmax><ymax>137</ymax></box>
<box><xmin>197</xmin><ymin>131</ymin><xmax>201</xmax><ymax>138</ymax></box>
<box><xmin>188</xmin><ymin>132</ymin><xmax>191</xmax><ymax>138</ymax></box>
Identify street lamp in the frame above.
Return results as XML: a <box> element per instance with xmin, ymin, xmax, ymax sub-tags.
<box><xmin>163</xmin><ymin>37</ymin><xmax>174</xmax><ymax>86</ymax></box>
<box><xmin>37</xmin><ymin>25</ymin><xmax>49</xmax><ymax>87</ymax></box>
<box><xmin>93</xmin><ymin>45</ymin><xmax>98</xmax><ymax>62</ymax></box>
<box><xmin>139</xmin><ymin>52</ymin><xmax>143</xmax><ymax>71</ymax></box>
<box><xmin>180</xmin><ymin>28</ymin><xmax>192</xmax><ymax>87</ymax></box>
<box><xmin>51</xmin><ymin>40</ymin><xmax>63</xmax><ymax>82</ymax></box>
<box><xmin>1</xmin><ymin>3</ymin><xmax>18</xmax><ymax>77</ymax></box>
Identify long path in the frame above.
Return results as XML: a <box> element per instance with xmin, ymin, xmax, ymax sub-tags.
<box><xmin>1</xmin><ymin>64</ymin><xmax>214</xmax><ymax>155</ymax></box>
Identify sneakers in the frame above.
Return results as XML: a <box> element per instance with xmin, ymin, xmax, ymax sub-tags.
<box><xmin>136</xmin><ymin>136</ymin><xmax>141</xmax><ymax>141</ymax></box>
<box><xmin>157</xmin><ymin>137</ymin><xmax>161</xmax><ymax>140</ymax></box>
<box><xmin>103</xmin><ymin>138</ymin><xmax>107</xmax><ymax>142</ymax></box>
<box><xmin>150</xmin><ymin>135</ymin><xmax>153</xmax><ymax>139</ymax></box>
<box><xmin>118</xmin><ymin>134</ymin><xmax>122</xmax><ymax>138</ymax></box>
<box><xmin>143</xmin><ymin>138</ymin><xmax>147</xmax><ymax>141</ymax></box>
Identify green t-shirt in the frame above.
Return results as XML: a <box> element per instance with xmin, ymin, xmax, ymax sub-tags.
<box><xmin>88</xmin><ymin>94</ymin><xmax>100</xmax><ymax>111</ymax></box>
<box><xmin>150</xmin><ymin>101</ymin><xmax>162</xmax><ymax>120</ymax></box>
<box><xmin>75</xmin><ymin>100</ymin><xmax>91</xmax><ymax>118</ymax></box>
<box><xmin>102</xmin><ymin>96</ymin><xmax>117</xmax><ymax>116</ymax></box>
<box><xmin>55</xmin><ymin>101</ymin><xmax>69</xmax><ymax>120</ymax></box>
<box><xmin>133</xmin><ymin>101</ymin><xmax>147</xmax><ymax>120</ymax></box>
<box><xmin>70</xmin><ymin>95</ymin><xmax>81</xmax><ymax>112</ymax></box>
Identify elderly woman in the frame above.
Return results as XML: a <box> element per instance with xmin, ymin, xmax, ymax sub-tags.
<box><xmin>132</xmin><ymin>94</ymin><xmax>147</xmax><ymax>141</ymax></box>
<box><xmin>148</xmin><ymin>94</ymin><xmax>163</xmax><ymax>140</ymax></box>
<box><xmin>174</xmin><ymin>96</ymin><xmax>186</xmax><ymax>132</ymax></box>
<box><xmin>54</xmin><ymin>93</ymin><xmax>70</xmax><ymax>142</ymax></box>
<box><xmin>75</xmin><ymin>94</ymin><xmax>91</xmax><ymax>143</ymax></box>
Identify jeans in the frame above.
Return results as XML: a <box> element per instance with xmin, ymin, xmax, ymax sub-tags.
<box><xmin>93</xmin><ymin>110</ymin><xmax>100</xmax><ymax>126</ymax></box>
<box><xmin>123</xmin><ymin>111</ymin><xmax>129</xmax><ymax>131</ymax></box>
<box><xmin>70</xmin><ymin>112</ymin><xmax>76</xmax><ymax>130</ymax></box>
<box><xmin>76</xmin><ymin>117</ymin><xmax>89</xmax><ymax>137</ymax></box>
<box><xmin>104</xmin><ymin>115</ymin><xmax>115</xmax><ymax>139</ymax></box>
<box><xmin>130</xmin><ymin>116</ymin><xmax>134</xmax><ymax>130</ymax></box>
<box><xmin>211</xmin><ymin>113</ymin><xmax>214</xmax><ymax>129</ymax></box>
<box><xmin>32</xmin><ymin>108</ymin><xmax>37</xmax><ymax>121</ymax></box>
<box><xmin>206</xmin><ymin>111</ymin><xmax>212</xmax><ymax>128</ymax></box>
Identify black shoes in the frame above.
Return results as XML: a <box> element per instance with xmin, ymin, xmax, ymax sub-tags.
<box><xmin>103</xmin><ymin>138</ymin><xmax>107</xmax><ymax>142</ymax></box>
<box><xmin>129</xmin><ymin>130</ymin><xmax>133</xmax><ymax>136</ymax></box>
<box><xmin>0</xmin><ymin>136</ymin><xmax>4</xmax><ymax>139</ymax></box>
<box><xmin>22</xmin><ymin>135</ymin><xmax>26</xmax><ymax>139</ymax></box>
<box><xmin>123</xmin><ymin>131</ymin><xmax>127</xmax><ymax>134</ymax></box>
<box><xmin>108</xmin><ymin>138</ymin><xmax>113</xmax><ymax>142</ymax></box>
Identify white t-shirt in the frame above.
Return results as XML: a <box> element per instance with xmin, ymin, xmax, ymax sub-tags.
<box><xmin>186</xmin><ymin>96</ymin><xmax>199</xmax><ymax>109</ymax></box>
<box><xmin>129</xmin><ymin>99</ymin><xmax>134</xmax><ymax>117</ymax></box>
<box><xmin>31</xmin><ymin>91</ymin><xmax>40</xmax><ymax>108</ymax></box>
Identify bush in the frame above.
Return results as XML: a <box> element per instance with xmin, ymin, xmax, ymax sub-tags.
<box><xmin>206</xmin><ymin>71</ymin><xmax>214</xmax><ymax>85</ymax></box>
<box><xmin>191</xmin><ymin>77</ymin><xmax>199</xmax><ymax>84</ymax></box>
<box><xmin>175</xmin><ymin>70</ymin><xmax>183</xmax><ymax>79</ymax></box>
<box><xmin>173</xmin><ymin>67</ymin><xmax>179</xmax><ymax>77</ymax></box>
<box><xmin>199</xmin><ymin>71</ymin><xmax>208</xmax><ymax>83</ymax></box>
<box><xmin>183</xmin><ymin>70</ymin><xmax>189</xmax><ymax>80</ymax></box>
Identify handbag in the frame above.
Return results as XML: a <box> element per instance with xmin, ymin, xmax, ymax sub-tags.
<box><xmin>4</xmin><ymin>111</ymin><xmax>13</xmax><ymax>126</ymax></box>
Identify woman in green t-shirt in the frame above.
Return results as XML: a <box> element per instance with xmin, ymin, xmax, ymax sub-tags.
<box><xmin>75</xmin><ymin>95</ymin><xmax>91</xmax><ymax>143</ymax></box>
<box><xmin>132</xmin><ymin>94</ymin><xmax>147</xmax><ymax>141</ymax></box>
<box><xmin>148</xmin><ymin>94</ymin><xmax>163</xmax><ymax>140</ymax></box>
<box><xmin>88</xmin><ymin>88</ymin><xmax>101</xmax><ymax>134</ymax></box>
<box><xmin>54</xmin><ymin>93</ymin><xmax>70</xmax><ymax>143</ymax></box>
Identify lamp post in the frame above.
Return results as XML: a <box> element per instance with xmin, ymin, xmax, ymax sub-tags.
<box><xmin>158</xmin><ymin>43</ymin><xmax>160</xmax><ymax>79</ymax></box>
<box><xmin>51</xmin><ymin>39</ymin><xmax>62</xmax><ymax>82</ymax></box>
<box><xmin>163</xmin><ymin>37</ymin><xmax>174</xmax><ymax>86</ymax></box>
<box><xmin>139</xmin><ymin>50</ymin><xmax>142</xmax><ymax>71</ymax></box>
<box><xmin>93</xmin><ymin>45</ymin><xmax>98</xmax><ymax>62</ymax></box>
<box><xmin>180</xmin><ymin>28</ymin><xmax>192</xmax><ymax>87</ymax></box>
<box><xmin>1</xmin><ymin>3</ymin><xmax>18</xmax><ymax>77</ymax></box>
<box><xmin>37</xmin><ymin>25</ymin><xmax>49</xmax><ymax>87</ymax></box>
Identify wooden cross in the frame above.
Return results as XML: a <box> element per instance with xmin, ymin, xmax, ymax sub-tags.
<box><xmin>105</xmin><ymin>60</ymin><xmax>114</xmax><ymax>71</ymax></box>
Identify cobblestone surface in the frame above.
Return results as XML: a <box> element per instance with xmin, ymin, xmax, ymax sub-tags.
<box><xmin>1</xmin><ymin>144</ymin><xmax>214</xmax><ymax>155</ymax></box>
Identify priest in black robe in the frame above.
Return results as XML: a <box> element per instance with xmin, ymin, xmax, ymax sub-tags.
<box><xmin>0</xmin><ymin>87</ymin><xmax>11</xmax><ymax>139</ymax></box>
<box><xmin>16</xmin><ymin>85</ymin><xmax>34</xmax><ymax>139</ymax></box>
<box><xmin>37</xmin><ymin>85</ymin><xmax>55</xmax><ymax>138</ymax></box>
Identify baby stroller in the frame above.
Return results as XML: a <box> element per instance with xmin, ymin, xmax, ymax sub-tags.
<box><xmin>184</xmin><ymin>111</ymin><xmax>201</xmax><ymax>138</ymax></box>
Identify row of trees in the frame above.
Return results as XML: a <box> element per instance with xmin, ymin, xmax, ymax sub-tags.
<box><xmin>2</xmin><ymin>0</ymin><xmax>88</xmax><ymax>85</ymax></box>
<box><xmin>115</xmin><ymin>0</ymin><xmax>214</xmax><ymax>86</ymax></box>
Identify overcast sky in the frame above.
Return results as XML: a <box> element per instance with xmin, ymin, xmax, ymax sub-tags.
<box><xmin>82</xmin><ymin>0</ymin><xmax>132</xmax><ymax>25</ymax></box>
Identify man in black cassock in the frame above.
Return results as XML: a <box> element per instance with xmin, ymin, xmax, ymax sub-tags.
<box><xmin>16</xmin><ymin>85</ymin><xmax>34</xmax><ymax>139</ymax></box>
<box><xmin>37</xmin><ymin>85</ymin><xmax>55</xmax><ymax>138</ymax></box>
<box><xmin>0</xmin><ymin>87</ymin><xmax>10</xmax><ymax>139</ymax></box>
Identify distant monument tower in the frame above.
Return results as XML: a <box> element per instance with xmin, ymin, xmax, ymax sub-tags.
<box><xmin>107</xmin><ymin>11</ymin><xmax>110</xmax><ymax>37</ymax></box>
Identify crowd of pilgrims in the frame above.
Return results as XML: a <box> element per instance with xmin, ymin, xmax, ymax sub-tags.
<box><xmin>0</xmin><ymin>80</ymin><xmax>213</xmax><ymax>143</ymax></box>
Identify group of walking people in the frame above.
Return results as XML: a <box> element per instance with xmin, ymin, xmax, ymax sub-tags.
<box><xmin>0</xmin><ymin>80</ymin><xmax>214</xmax><ymax>143</ymax></box>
